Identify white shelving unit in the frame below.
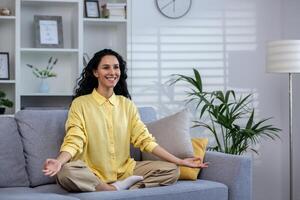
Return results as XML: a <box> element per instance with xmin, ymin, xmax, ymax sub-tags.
<box><xmin>20</xmin><ymin>48</ymin><xmax>79</xmax><ymax>52</ymax></box>
<box><xmin>83</xmin><ymin>4</ymin><xmax>127</xmax><ymax>63</ymax></box>
<box><xmin>83</xmin><ymin>18</ymin><xmax>127</xmax><ymax>23</ymax></box>
<box><xmin>17</xmin><ymin>0</ymin><xmax>82</xmax><ymax>110</ymax></box>
<box><xmin>0</xmin><ymin>80</ymin><xmax>16</xmax><ymax>84</ymax></box>
<box><xmin>0</xmin><ymin>0</ymin><xmax>16</xmax><ymax>115</ymax></box>
<box><xmin>0</xmin><ymin>16</ymin><xmax>16</xmax><ymax>19</ymax></box>
<box><xmin>0</xmin><ymin>0</ymin><xmax>128</xmax><ymax>114</ymax></box>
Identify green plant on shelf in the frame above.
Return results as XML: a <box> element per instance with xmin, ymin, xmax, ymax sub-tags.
<box><xmin>26</xmin><ymin>57</ymin><xmax>58</xmax><ymax>79</ymax></box>
<box><xmin>0</xmin><ymin>90</ymin><xmax>13</xmax><ymax>108</ymax></box>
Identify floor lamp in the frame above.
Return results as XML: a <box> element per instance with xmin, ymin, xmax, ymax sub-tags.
<box><xmin>266</xmin><ymin>40</ymin><xmax>300</xmax><ymax>200</ymax></box>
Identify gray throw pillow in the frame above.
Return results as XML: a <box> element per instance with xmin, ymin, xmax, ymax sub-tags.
<box><xmin>142</xmin><ymin>109</ymin><xmax>194</xmax><ymax>161</ymax></box>
<box><xmin>0</xmin><ymin>117</ymin><xmax>29</xmax><ymax>187</ymax></box>
<box><xmin>15</xmin><ymin>110</ymin><xmax>68</xmax><ymax>187</ymax></box>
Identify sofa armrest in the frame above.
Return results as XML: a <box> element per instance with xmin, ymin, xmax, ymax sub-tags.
<box><xmin>199</xmin><ymin>151</ymin><xmax>252</xmax><ymax>200</ymax></box>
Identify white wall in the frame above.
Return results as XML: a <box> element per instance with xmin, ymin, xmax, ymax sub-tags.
<box><xmin>129</xmin><ymin>0</ymin><xmax>292</xmax><ymax>200</ymax></box>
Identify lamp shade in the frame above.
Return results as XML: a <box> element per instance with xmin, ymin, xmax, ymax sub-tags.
<box><xmin>266</xmin><ymin>40</ymin><xmax>300</xmax><ymax>73</ymax></box>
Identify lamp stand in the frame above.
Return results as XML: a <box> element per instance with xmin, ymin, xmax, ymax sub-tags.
<box><xmin>289</xmin><ymin>73</ymin><xmax>293</xmax><ymax>200</ymax></box>
<box><xmin>266</xmin><ymin>40</ymin><xmax>300</xmax><ymax>200</ymax></box>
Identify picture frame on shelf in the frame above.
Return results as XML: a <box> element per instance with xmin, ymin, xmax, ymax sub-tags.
<box><xmin>0</xmin><ymin>52</ymin><xmax>9</xmax><ymax>80</ymax></box>
<box><xmin>85</xmin><ymin>0</ymin><xmax>100</xmax><ymax>18</ymax></box>
<box><xmin>34</xmin><ymin>15</ymin><xmax>64</xmax><ymax>48</ymax></box>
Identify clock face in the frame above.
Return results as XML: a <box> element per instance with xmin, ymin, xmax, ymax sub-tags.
<box><xmin>156</xmin><ymin>0</ymin><xmax>192</xmax><ymax>19</ymax></box>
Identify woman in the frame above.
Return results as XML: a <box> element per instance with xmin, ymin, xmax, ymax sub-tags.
<box><xmin>43</xmin><ymin>49</ymin><xmax>208</xmax><ymax>192</ymax></box>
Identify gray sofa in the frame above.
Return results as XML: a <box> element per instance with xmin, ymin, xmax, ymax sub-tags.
<box><xmin>0</xmin><ymin>107</ymin><xmax>252</xmax><ymax>200</ymax></box>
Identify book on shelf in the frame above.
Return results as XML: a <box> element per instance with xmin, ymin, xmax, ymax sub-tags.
<box><xmin>109</xmin><ymin>9</ymin><xmax>125</xmax><ymax>16</ymax></box>
<box><xmin>106</xmin><ymin>3</ymin><xmax>126</xmax><ymax>19</ymax></box>
<box><xmin>106</xmin><ymin>3</ymin><xmax>126</xmax><ymax>9</ymax></box>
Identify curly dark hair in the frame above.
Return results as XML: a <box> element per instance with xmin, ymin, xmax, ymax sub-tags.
<box><xmin>73</xmin><ymin>49</ymin><xmax>131</xmax><ymax>99</ymax></box>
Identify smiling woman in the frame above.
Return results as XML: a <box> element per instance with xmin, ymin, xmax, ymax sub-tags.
<box><xmin>92</xmin><ymin>55</ymin><xmax>121</xmax><ymax>98</ymax></box>
<box><xmin>73</xmin><ymin>49</ymin><xmax>131</xmax><ymax>99</ymax></box>
<box><xmin>42</xmin><ymin>49</ymin><xmax>208</xmax><ymax>193</ymax></box>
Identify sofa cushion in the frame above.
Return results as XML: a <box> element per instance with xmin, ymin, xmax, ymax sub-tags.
<box><xmin>0</xmin><ymin>192</ymin><xmax>79</xmax><ymax>200</ymax></box>
<box><xmin>68</xmin><ymin>180</ymin><xmax>228</xmax><ymax>200</ymax></box>
<box><xmin>0</xmin><ymin>185</ymin><xmax>73</xmax><ymax>199</ymax></box>
<box><xmin>131</xmin><ymin>107</ymin><xmax>158</xmax><ymax>161</ymax></box>
<box><xmin>15</xmin><ymin>110</ymin><xmax>68</xmax><ymax>187</ymax></box>
<box><xmin>32</xmin><ymin>184</ymin><xmax>68</xmax><ymax>194</ymax></box>
<box><xmin>179</xmin><ymin>137</ymin><xmax>208</xmax><ymax>180</ymax></box>
<box><xmin>142</xmin><ymin>109</ymin><xmax>194</xmax><ymax>161</ymax></box>
<box><xmin>14</xmin><ymin>107</ymin><xmax>156</xmax><ymax>186</ymax></box>
<box><xmin>138</xmin><ymin>107</ymin><xmax>157</xmax><ymax>123</ymax></box>
<box><xmin>0</xmin><ymin>117</ymin><xmax>29</xmax><ymax>187</ymax></box>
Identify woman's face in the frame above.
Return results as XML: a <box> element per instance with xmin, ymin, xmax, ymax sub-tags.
<box><xmin>93</xmin><ymin>55</ymin><xmax>121</xmax><ymax>90</ymax></box>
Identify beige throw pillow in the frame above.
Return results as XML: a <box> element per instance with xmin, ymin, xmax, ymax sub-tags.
<box><xmin>142</xmin><ymin>109</ymin><xmax>194</xmax><ymax>161</ymax></box>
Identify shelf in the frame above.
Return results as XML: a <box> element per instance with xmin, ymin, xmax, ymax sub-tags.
<box><xmin>20</xmin><ymin>48</ymin><xmax>79</xmax><ymax>53</ymax></box>
<box><xmin>0</xmin><ymin>16</ymin><xmax>16</xmax><ymax>20</ymax></box>
<box><xmin>21</xmin><ymin>93</ymin><xmax>73</xmax><ymax>96</ymax></box>
<box><xmin>20</xmin><ymin>0</ymin><xmax>79</xmax><ymax>8</ymax></box>
<box><xmin>21</xmin><ymin>0</ymin><xmax>79</xmax><ymax>3</ymax></box>
<box><xmin>0</xmin><ymin>80</ymin><xmax>16</xmax><ymax>84</ymax></box>
<box><xmin>84</xmin><ymin>18</ymin><xmax>127</xmax><ymax>24</ymax></box>
<box><xmin>0</xmin><ymin>114</ymin><xmax>14</xmax><ymax>117</ymax></box>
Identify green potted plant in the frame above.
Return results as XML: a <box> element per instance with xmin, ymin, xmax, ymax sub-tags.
<box><xmin>171</xmin><ymin>68</ymin><xmax>281</xmax><ymax>155</ymax></box>
<box><xmin>26</xmin><ymin>57</ymin><xmax>57</xmax><ymax>79</ymax></box>
<box><xmin>26</xmin><ymin>57</ymin><xmax>58</xmax><ymax>93</ymax></box>
<box><xmin>0</xmin><ymin>90</ymin><xmax>13</xmax><ymax>114</ymax></box>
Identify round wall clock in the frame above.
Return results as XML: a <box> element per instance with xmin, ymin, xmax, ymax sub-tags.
<box><xmin>156</xmin><ymin>0</ymin><xmax>192</xmax><ymax>19</ymax></box>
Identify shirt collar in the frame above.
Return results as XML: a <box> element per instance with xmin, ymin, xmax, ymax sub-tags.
<box><xmin>92</xmin><ymin>89</ymin><xmax>117</xmax><ymax>106</ymax></box>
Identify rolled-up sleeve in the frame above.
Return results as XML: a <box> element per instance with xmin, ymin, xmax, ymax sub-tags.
<box><xmin>60</xmin><ymin>100</ymin><xmax>86</xmax><ymax>158</ymax></box>
<box><xmin>130</xmin><ymin>104</ymin><xmax>158</xmax><ymax>152</ymax></box>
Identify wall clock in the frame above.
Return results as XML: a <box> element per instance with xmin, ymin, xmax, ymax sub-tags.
<box><xmin>156</xmin><ymin>0</ymin><xmax>192</xmax><ymax>19</ymax></box>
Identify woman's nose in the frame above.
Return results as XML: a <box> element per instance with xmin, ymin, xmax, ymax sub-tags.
<box><xmin>108</xmin><ymin>67</ymin><xmax>114</xmax><ymax>74</ymax></box>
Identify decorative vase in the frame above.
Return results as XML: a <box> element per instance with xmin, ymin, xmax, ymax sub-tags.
<box><xmin>101</xmin><ymin>4</ymin><xmax>110</xmax><ymax>18</ymax></box>
<box><xmin>39</xmin><ymin>79</ymin><xmax>49</xmax><ymax>93</ymax></box>
<box><xmin>0</xmin><ymin>8</ymin><xmax>11</xmax><ymax>16</ymax></box>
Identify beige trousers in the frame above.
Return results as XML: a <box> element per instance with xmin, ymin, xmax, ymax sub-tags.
<box><xmin>56</xmin><ymin>160</ymin><xmax>179</xmax><ymax>192</ymax></box>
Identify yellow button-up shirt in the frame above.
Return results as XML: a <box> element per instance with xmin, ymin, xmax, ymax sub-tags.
<box><xmin>60</xmin><ymin>89</ymin><xmax>158</xmax><ymax>183</ymax></box>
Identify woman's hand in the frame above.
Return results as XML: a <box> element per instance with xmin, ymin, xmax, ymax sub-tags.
<box><xmin>151</xmin><ymin>145</ymin><xmax>209</xmax><ymax>168</ymax></box>
<box><xmin>42</xmin><ymin>152</ymin><xmax>72</xmax><ymax>177</ymax></box>
<box><xmin>42</xmin><ymin>158</ymin><xmax>62</xmax><ymax>177</ymax></box>
<box><xmin>179</xmin><ymin>157</ymin><xmax>209</xmax><ymax>168</ymax></box>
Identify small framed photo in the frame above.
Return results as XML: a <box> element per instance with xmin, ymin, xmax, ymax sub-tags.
<box><xmin>85</xmin><ymin>0</ymin><xmax>100</xmax><ymax>18</ymax></box>
<box><xmin>0</xmin><ymin>52</ymin><xmax>9</xmax><ymax>80</ymax></box>
<box><xmin>34</xmin><ymin>15</ymin><xmax>64</xmax><ymax>48</ymax></box>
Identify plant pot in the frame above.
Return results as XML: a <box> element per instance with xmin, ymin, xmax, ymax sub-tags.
<box><xmin>39</xmin><ymin>79</ymin><xmax>49</xmax><ymax>93</ymax></box>
<box><xmin>0</xmin><ymin>107</ymin><xmax>5</xmax><ymax>114</ymax></box>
